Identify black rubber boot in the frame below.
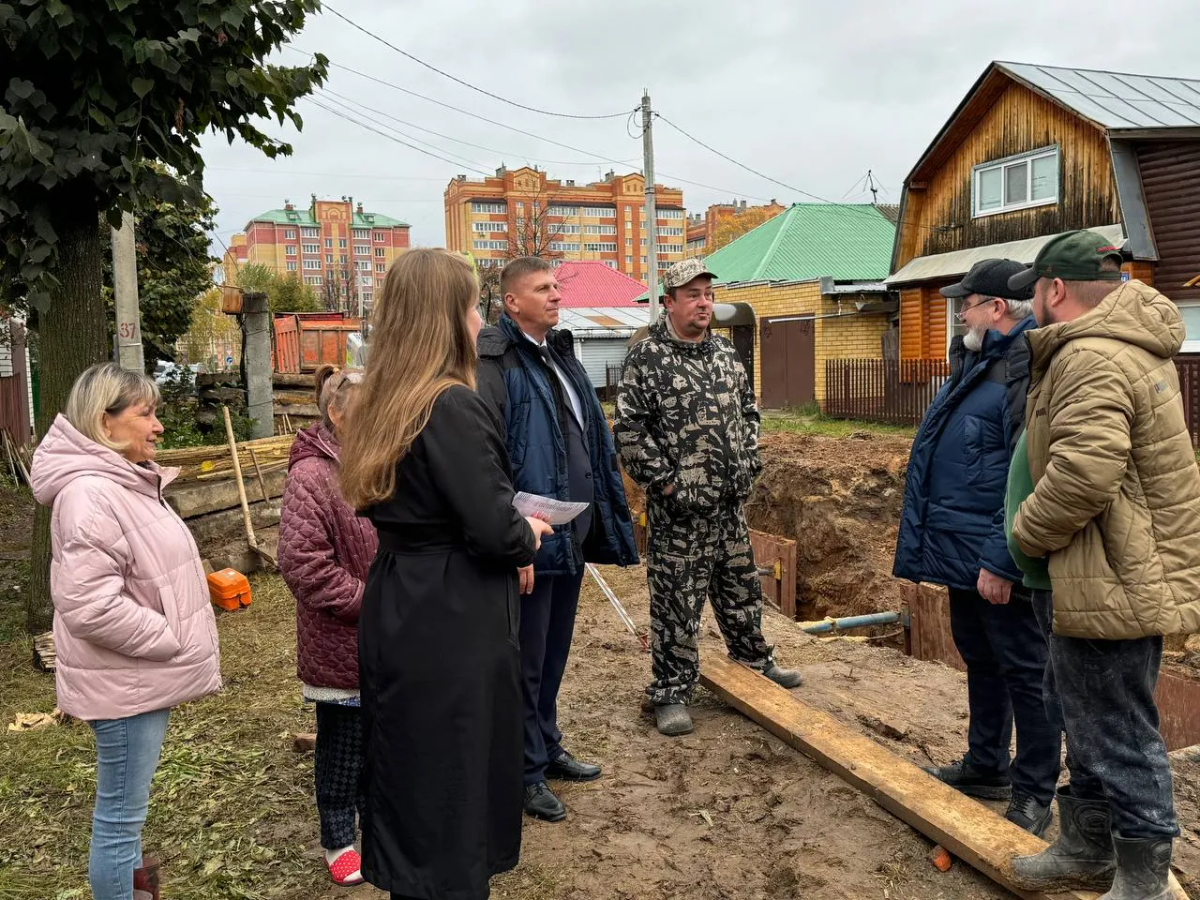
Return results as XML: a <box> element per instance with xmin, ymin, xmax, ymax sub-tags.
<box><xmin>655</xmin><ymin>703</ymin><xmax>694</xmax><ymax>737</ymax></box>
<box><xmin>1011</xmin><ymin>788</ymin><xmax>1116</xmax><ymax>892</ymax></box>
<box><xmin>922</xmin><ymin>756</ymin><xmax>1011</xmax><ymax>800</ymax></box>
<box><xmin>1098</xmin><ymin>836</ymin><xmax>1174</xmax><ymax>900</ymax></box>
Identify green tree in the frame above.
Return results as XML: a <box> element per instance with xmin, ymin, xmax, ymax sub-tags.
<box><xmin>103</xmin><ymin>181</ymin><xmax>219</xmax><ymax>370</ymax></box>
<box><xmin>235</xmin><ymin>261</ymin><xmax>322</xmax><ymax>313</ymax></box>
<box><xmin>0</xmin><ymin>0</ymin><xmax>327</xmax><ymax>633</ymax></box>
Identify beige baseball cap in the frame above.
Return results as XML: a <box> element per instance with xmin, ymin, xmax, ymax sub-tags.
<box><xmin>662</xmin><ymin>257</ymin><xmax>716</xmax><ymax>291</ymax></box>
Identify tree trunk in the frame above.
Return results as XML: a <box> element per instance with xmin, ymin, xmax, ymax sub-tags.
<box><xmin>27</xmin><ymin>204</ymin><xmax>110</xmax><ymax>634</ymax></box>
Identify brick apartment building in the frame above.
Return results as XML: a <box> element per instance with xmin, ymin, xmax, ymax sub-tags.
<box><xmin>222</xmin><ymin>196</ymin><xmax>411</xmax><ymax>311</ymax></box>
<box><xmin>444</xmin><ymin>166</ymin><xmax>685</xmax><ymax>280</ymax></box>
<box><xmin>685</xmin><ymin>199</ymin><xmax>788</xmax><ymax>256</ymax></box>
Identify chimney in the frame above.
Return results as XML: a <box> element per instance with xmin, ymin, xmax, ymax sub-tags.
<box><xmin>740</xmin><ymin>199</ymin><xmax>747</xmax><ymax>210</ymax></box>
<box><xmin>284</xmin><ymin>198</ymin><xmax>294</xmax><ymax>211</ymax></box>
<box><xmin>566</xmin><ymin>179</ymin><xmax>575</xmax><ymax>187</ymax></box>
<box><xmin>356</xmin><ymin>202</ymin><xmax>364</xmax><ymax>214</ymax></box>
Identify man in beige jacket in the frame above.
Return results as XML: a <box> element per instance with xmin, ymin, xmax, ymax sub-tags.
<box><xmin>1005</xmin><ymin>230</ymin><xmax>1200</xmax><ymax>900</ymax></box>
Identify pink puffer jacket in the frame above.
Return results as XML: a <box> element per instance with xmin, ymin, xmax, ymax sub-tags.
<box><xmin>31</xmin><ymin>415</ymin><xmax>221</xmax><ymax>721</ymax></box>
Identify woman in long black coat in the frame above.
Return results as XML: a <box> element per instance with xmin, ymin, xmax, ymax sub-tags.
<box><xmin>341</xmin><ymin>249</ymin><xmax>552</xmax><ymax>900</ymax></box>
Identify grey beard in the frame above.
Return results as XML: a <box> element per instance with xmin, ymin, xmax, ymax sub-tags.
<box><xmin>963</xmin><ymin>327</ymin><xmax>985</xmax><ymax>352</ymax></box>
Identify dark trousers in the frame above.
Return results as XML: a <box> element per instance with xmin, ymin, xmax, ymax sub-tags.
<box><xmin>1031</xmin><ymin>592</ymin><xmax>1178</xmax><ymax>838</ymax></box>
<box><xmin>520</xmin><ymin>570</ymin><xmax>584</xmax><ymax>785</ymax></box>
<box><xmin>314</xmin><ymin>702</ymin><xmax>364</xmax><ymax>851</ymax></box>
<box><xmin>948</xmin><ymin>587</ymin><xmax>1061</xmax><ymax>804</ymax></box>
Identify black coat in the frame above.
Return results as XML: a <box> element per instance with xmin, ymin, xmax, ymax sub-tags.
<box><xmin>359</xmin><ymin>385</ymin><xmax>536</xmax><ymax>900</ymax></box>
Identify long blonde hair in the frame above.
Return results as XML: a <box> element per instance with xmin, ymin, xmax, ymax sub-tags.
<box><xmin>340</xmin><ymin>249</ymin><xmax>479</xmax><ymax>509</ymax></box>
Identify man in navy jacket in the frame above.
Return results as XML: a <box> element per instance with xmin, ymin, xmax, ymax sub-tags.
<box><xmin>477</xmin><ymin>257</ymin><xmax>639</xmax><ymax>824</ymax></box>
<box><xmin>893</xmin><ymin>259</ymin><xmax>1060</xmax><ymax>835</ymax></box>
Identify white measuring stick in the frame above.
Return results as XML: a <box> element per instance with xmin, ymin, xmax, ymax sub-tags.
<box><xmin>586</xmin><ymin>563</ymin><xmax>649</xmax><ymax>652</ymax></box>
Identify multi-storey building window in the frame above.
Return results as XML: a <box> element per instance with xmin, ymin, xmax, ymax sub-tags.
<box><xmin>472</xmin><ymin>221</ymin><xmax>508</xmax><ymax>233</ymax></box>
<box><xmin>473</xmin><ymin>239</ymin><xmax>508</xmax><ymax>251</ymax></box>
<box><xmin>339</xmin><ymin>255</ymin><xmax>347</xmax><ymax>264</ymax></box>
<box><xmin>641</xmin><ymin>256</ymin><xmax>647</xmax><ymax>265</ymax></box>
<box><xmin>583</xmin><ymin>206</ymin><xmax>617</xmax><ymax>218</ymax></box>
<box><xmin>658</xmin><ymin>209</ymin><xmax>684</xmax><ymax>220</ymax></box>
<box><xmin>658</xmin><ymin>227</ymin><xmax>684</xmax><ymax>236</ymax></box>
<box><xmin>304</xmin><ymin>275</ymin><xmax>323</xmax><ymax>285</ymax></box>
<box><xmin>326</xmin><ymin>254</ymin><xmax>334</xmax><ymax>265</ymax></box>
<box><xmin>286</xmin><ymin>245</ymin><xmax>297</xmax><ymax>256</ymax></box>
<box><xmin>555</xmin><ymin>224</ymin><xmax>581</xmax><ymax>234</ymax></box>
<box><xmin>356</xmin><ymin>261</ymin><xmax>371</xmax><ymax>271</ymax></box>
<box><xmin>375</xmin><ymin>247</ymin><xmax>386</xmax><ymax>257</ymax></box>
<box><xmin>325</xmin><ymin>238</ymin><xmax>333</xmax><ymax>248</ymax></box>
<box><xmin>547</xmin><ymin>205</ymin><xmax>579</xmax><ymax>217</ymax></box>
<box><xmin>303</xmin><ymin>259</ymin><xmax>321</xmax><ymax>269</ymax></box>
<box><xmin>352</xmin><ymin>228</ymin><xmax>370</xmax><ymax>240</ymax></box>
<box><xmin>584</xmin><ymin>242</ymin><xmax>617</xmax><ymax>252</ymax></box>
<box><xmin>376</xmin><ymin>263</ymin><xmax>386</xmax><ymax>273</ymax></box>
<box><xmin>660</xmin><ymin>244</ymin><xmax>684</xmax><ymax>254</ymax></box>
<box><xmin>286</xmin><ymin>261</ymin><xmax>298</xmax><ymax>271</ymax></box>
<box><xmin>301</xmin><ymin>226</ymin><xmax>319</xmax><ymax>237</ymax></box>
<box><xmin>471</xmin><ymin>202</ymin><xmax>506</xmax><ymax>214</ymax></box>
<box><xmin>374</xmin><ymin>231</ymin><xmax>386</xmax><ymax>242</ymax></box>
<box><xmin>284</xmin><ymin>229</ymin><xmax>297</xmax><ymax>240</ymax></box>
<box><xmin>626</xmin><ymin>238</ymin><xmax>633</xmax><ymax>247</ymax></box>
<box><xmin>604</xmin><ymin>261</ymin><xmax>618</xmax><ymax>269</ymax></box>
<box><xmin>626</xmin><ymin>256</ymin><xmax>633</xmax><ymax>265</ymax></box>
<box><xmin>339</xmin><ymin>239</ymin><xmax>347</xmax><ymax>248</ymax></box>
<box><xmin>354</xmin><ymin>243</ymin><xmax>370</xmax><ymax>255</ymax></box>
<box><xmin>584</xmin><ymin>225</ymin><xmax>617</xmax><ymax>235</ymax></box>
<box><xmin>360</xmin><ymin>276</ymin><xmax>373</xmax><ymax>287</ymax></box>
<box><xmin>302</xmin><ymin>243</ymin><xmax>319</xmax><ymax>254</ymax></box>
<box><xmin>548</xmin><ymin>242</ymin><xmax>579</xmax><ymax>252</ymax></box>
<box><xmin>362</xmin><ymin>292</ymin><xmax>373</xmax><ymax>304</ymax></box>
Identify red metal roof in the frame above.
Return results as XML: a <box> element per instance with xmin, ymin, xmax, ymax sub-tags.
<box><xmin>554</xmin><ymin>261</ymin><xmax>646</xmax><ymax>308</ymax></box>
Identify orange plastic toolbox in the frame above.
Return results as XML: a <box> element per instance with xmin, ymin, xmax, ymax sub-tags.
<box><xmin>207</xmin><ymin>568</ymin><xmax>251</xmax><ymax>611</ymax></box>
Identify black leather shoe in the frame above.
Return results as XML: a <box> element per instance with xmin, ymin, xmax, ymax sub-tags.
<box><xmin>546</xmin><ymin>750</ymin><xmax>602</xmax><ymax>782</ymax></box>
<box><xmin>523</xmin><ymin>781</ymin><xmax>567</xmax><ymax>822</ymax></box>
<box><xmin>922</xmin><ymin>756</ymin><xmax>1011</xmax><ymax>800</ymax></box>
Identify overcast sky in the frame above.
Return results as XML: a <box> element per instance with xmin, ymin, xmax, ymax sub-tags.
<box><xmin>200</xmin><ymin>0</ymin><xmax>1198</xmax><ymax>258</ymax></box>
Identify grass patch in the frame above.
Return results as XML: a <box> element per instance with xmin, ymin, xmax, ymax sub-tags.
<box><xmin>0</xmin><ymin>575</ymin><xmax>320</xmax><ymax>900</ymax></box>
<box><xmin>761</xmin><ymin>407</ymin><xmax>915</xmax><ymax>439</ymax></box>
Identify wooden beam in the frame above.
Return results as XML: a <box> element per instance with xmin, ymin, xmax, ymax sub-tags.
<box><xmin>698</xmin><ymin>655</ymin><xmax>1187</xmax><ymax>900</ymax></box>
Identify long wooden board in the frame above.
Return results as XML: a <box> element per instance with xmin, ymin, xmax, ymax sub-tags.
<box><xmin>699</xmin><ymin>655</ymin><xmax>1189</xmax><ymax>900</ymax></box>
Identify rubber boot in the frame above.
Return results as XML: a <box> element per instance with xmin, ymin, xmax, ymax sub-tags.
<box><xmin>1098</xmin><ymin>836</ymin><xmax>1174</xmax><ymax>900</ymax></box>
<box><xmin>1011</xmin><ymin>788</ymin><xmax>1115</xmax><ymax>892</ymax></box>
<box><xmin>763</xmin><ymin>665</ymin><xmax>803</xmax><ymax>689</ymax></box>
<box><xmin>134</xmin><ymin>854</ymin><xmax>161</xmax><ymax>900</ymax></box>
<box><xmin>655</xmin><ymin>703</ymin><xmax>694</xmax><ymax>736</ymax></box>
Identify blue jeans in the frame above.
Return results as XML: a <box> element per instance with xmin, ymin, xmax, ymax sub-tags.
<box><xmin>88</xmin><ymin>708</ymin><xmax>171</xmax><ymax>900</ymax></box>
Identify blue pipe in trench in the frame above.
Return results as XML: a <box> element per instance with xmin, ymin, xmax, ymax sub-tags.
<box><xmin>799</xmin><ymin>611</ymin><xmax>902</xmax><ymax>634</ymax></box>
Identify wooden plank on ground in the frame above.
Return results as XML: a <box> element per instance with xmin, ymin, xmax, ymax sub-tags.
<box><xmin>698</xmin><ymin>654</ymin><xmax>1189</xmax><ymax>900</ymax></box>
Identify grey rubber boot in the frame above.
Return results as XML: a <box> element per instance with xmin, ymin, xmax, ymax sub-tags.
<box><xmin>763</xmin><ymin>665</ymin><xmax>803</xmax><ymax>689</ymax></box>
<box><xmin>1010</xmin><ymin>788</ymin><xmax>1116</xmax><ymax>892</ymax></box>
<box><xmin>1098</xmin><ymin>836</ymin><xmax>1174</xmax><ymax>900</ymax></box>
<box><xmin>655</xmin><ymin>703</ymin><xmax>694</xmax><ymax>736</ymax></box>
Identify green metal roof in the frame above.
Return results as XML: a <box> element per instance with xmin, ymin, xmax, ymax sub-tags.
<box><xmin>705</xmin><ymin>203</ymin><xmax>895</xmax><ymax>284</ymax></box>
<box><xmin>249</xmin><ymin>208</ymin><xmax>410</xmax><ymax>228</ymax></box>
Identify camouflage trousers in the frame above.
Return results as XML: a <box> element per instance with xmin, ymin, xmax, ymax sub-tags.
<box><xmin>645</xmin><ymin>498</ymin><xmax>774</xmax><ymax>706</ymax></box>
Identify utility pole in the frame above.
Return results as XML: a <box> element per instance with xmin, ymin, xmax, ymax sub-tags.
<box><xmin>111</xmin><ymin>211</ymin><xmax>144</xmax><ymax>372</ymax></box>
<box><xmin>642</xmin><ymin>90</ymin><xmax>660</xmax><ymax>323</ymax></box>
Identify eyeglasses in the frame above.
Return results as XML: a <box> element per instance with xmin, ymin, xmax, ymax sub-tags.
<box><xmin>954</xmin><ymin>298</ymin><xmax>998</xmax><ymax>322</ymax></box>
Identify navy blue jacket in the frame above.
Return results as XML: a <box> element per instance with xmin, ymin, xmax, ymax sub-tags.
<box><xmin>893</xmin><ymin>316</ymin><xmax>1037</xmax><ymax>591</ymax></box>
<box><xmin>476</xmin><ymin>315</ymin><xmax>639</xmax><ymax>576</ymax></box>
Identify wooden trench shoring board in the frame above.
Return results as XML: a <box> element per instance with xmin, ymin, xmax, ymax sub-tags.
<box><xmin>699</xmin><ymin>655</ymin><xmax>1190</xmax><ymax>900</ymax></box>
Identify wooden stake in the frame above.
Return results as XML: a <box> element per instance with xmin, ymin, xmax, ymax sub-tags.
<box><xmin>1</xmin><ymin>429</ymin><xmax>17</xmax><ymax>482</ymax></box>
<box><xmin>247</xmin><ymin>447</ymin><xmax>270</xmax><ymax>504</ymax></box>
<box><xmin>222</xmin><ymin>406</ymin><xmax>258</xmax><ymax>553</ymax></box>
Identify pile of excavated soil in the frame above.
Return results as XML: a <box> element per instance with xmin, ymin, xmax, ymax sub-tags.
<box><xmin>745</xmin><ymin>432</ymin><xmax>912</xmax><ymax>620</ymax></box>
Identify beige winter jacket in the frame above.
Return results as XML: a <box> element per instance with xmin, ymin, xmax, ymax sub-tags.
<box><xmin>1013</xmin><ymin>280</ymin><xmax>1200</xmax><ymax>639</ymax></box>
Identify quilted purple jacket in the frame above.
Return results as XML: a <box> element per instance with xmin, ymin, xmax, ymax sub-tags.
<box><xmin>278</xmin><ymin>424</ymin><xmax>378</xmax><ymax>690</ymax></box>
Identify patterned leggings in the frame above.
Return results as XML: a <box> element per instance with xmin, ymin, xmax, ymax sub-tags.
<box><xmin>314</xmin><ymin>703</ymin><xmax>364</xmax><ymax>850</ymax></box>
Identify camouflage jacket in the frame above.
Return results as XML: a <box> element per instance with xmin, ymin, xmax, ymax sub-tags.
<box><xmin>614</xmin><ymin>319</ymin><xmax>761</xmax><ymax>513</ymax></box>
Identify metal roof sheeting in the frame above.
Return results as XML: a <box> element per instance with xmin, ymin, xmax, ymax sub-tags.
<box><xmin>886</xmin><ymin>224</ymin><xmax>1127</xmax><ymax>286</ymax></box>
<box><xmin>554</xmin><ymin>261</ymin><xmax>646</xmax><ymax>308</ymax></box>
<box><xmin>557</xmin><ymin>306</ymin><xmax>649</xmax><ymax>337</ymax></box>
<box><xmin>998</xmin><ymin>63</ymin><xmax>1200</xmax><ymax>130</ymax></box>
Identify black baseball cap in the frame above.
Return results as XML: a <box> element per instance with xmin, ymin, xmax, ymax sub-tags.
<box><xmin>1008</xmin><ymin>230</ymin><xmax>1125</xmax><ymax>292</ymax></box>
<box><xmin>939</xmin><ymin>259</ymin><xmax>1031</xmax><ymax>301</ymax></box>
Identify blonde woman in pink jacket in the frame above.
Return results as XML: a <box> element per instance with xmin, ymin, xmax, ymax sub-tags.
<box><xmin>31</xmin><ymin>363</ymin><xmax>221</xmax><ymax>900</ymax></box>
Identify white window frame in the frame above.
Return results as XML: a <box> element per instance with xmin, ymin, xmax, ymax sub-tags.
<box><xmin>356</xmin><ymin>260</ymin><xmax>371</xmax><ymax>271</ymax></box>
<box><xmin>301</xmin><ymin>226</ymin><xmax>319</xmax><ymax>238</ymax></box>
<box><xmin>375</xmin><ymin>247</ymin><xmax>386</xmax><ymax>257</ymax></box>
<box><xmin>472</xmin><ymin>221</ymin><xmax>508</xmax><ymax>233</ymax></box>
<box><xmin>302</xmin><ymin>259</ymin><xmax>322</xmax><ymax>270</ymax></box>
<box><xmin>972</xmin><ymin>146</ymin><xmax>1060</xmax><ymax>218</ymax></box>
<box><xmin>354</xmin><ymin>243</ymin><xmax>370</xmax><ymax>255</ymax></box>
<box><xmin>283</xmin><ymin>229</ymin><xmax>297</xmax><ymax>240</ymax></box>
<box><xmin>302</xmin><ymin>243</ymin><xmax>319</xmax><ymax>254</ymax></box>
<box><xmin>374</xmin><ymin>231</ymin><xmax>386</xmax><ymax>242</ymax></box>
<box><xmin>352</xmin><ymin>228</ymin><xmax>370</xmax><ymax>240</ymax></box>
<box><xmin>376</xmin><ymin>263</ymin><xmax>386</xmax><ymax>273</ymax></box>
<box><xmin>285</xmin><ymin>245</ymin><xmax>297</xmax><ymax>256</ymax></box>
<box><xmin>658</xmin><ymin>209</ymin><xmax>684</xmax><ymax>220</ymax></box>
<box><xmin>1179</xmin><ymin>302</ymin><xmax>1200</xmax><ymax>353</ymax></box>
<box><xmin>471</xmin><ymin>201</ymin><xmax>506</xmax><ymax>215</ymax></box>
<box><xmin>285</xmin><ymin>261</ymin><xmax>297</xmax><ymax>271</ymax></box>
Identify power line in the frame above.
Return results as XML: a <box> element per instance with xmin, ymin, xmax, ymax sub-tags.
<box><xmin>323</xmin><ymin>3</ymin><xmax>634</xmax><ymax>121</ymax></box>
<box><xmin>317</xmin><ymin>86</ymin><xmax>632</xmax><ymax>169</ymax></box>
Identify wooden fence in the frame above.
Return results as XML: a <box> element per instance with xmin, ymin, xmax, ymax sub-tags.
<box><xmin>0</xmin><ymin>321</ymin><xmax>32</xmax><ymax>445</ymax></box>
<box><xmin>825</xmin><ymin>358</ymin><xmax>951</xmax><ymax>426</ymax></box>
<box><xmin>828</xmin><ymin>353</ymin><xmax>1200</xmax><ymax>446</ymax></box>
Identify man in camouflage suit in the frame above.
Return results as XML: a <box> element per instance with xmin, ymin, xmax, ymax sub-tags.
<box><xmin>614</xmin><ymin>258</ymin><xmax>802</xmax><ymax>736</ymax></box>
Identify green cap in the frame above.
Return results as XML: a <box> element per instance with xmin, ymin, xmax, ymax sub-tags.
<box><xmin>1007</xmin><ymin>230</ymin><xmax>1125</xmax><ymax>291</ymax></box>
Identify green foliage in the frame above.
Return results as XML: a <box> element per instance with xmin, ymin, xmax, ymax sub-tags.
<box><xmin>0</xmin><ymin>0</ymin><xmax>328</xmax><ymax>312</ymax></box>
<box><xmin>156</xmin><ymin>365</ymin><xmax>252</xmax><ymax>449</ymax></box>
<box><xmin>103</xmin><ymin>180</ymin><xmax>219</xmax><ymax>370</ymax></box>
<box><xmin>236</xmin><ymin>261</ymin><xmax>322</xmax><ymax>313</ymax></box>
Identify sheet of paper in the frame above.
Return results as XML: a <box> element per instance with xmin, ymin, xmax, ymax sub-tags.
<box><xmin>513</xmin><ymin>491</ymin><xmax>590</xmax><ymax>526</ymax></box>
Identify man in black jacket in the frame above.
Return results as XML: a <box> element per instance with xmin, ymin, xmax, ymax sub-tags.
<box><xmin>476</xmin><ymin>257</ymin><xmax>639</xmax><ymax>823</ymax></box>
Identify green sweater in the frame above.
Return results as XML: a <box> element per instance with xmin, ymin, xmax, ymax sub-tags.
<box><xmin>1006</xmin><ymin>430</ymin><xmax>1052</xmax><ymax>590</ymax></box>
